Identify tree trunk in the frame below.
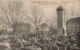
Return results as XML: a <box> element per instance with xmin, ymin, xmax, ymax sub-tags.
<box><xmin>58</xmin><ymin>47</ymin><xmax>60</xmax><ymax>50</ymax></box>
<box><xmin>18</xmin><ymin>28</ymin><xmax>24</xmax><ymax>48</ymax></box>
<box><xmin>15</xmin><ymin>28</ymin><xmax>24</xmax><ymax>48</ymax></box>
<box><xmin>35</xmin><ymin>26</ymin><xmax>39</xmax><ymax>34</ymax></box>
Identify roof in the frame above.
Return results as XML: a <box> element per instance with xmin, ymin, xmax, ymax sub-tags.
<box><xmin>66</xmin><ymin>17</ymin><xmax>80</xmax><ymax>25</ymax></box>
<box><xmin>57</xmin><ymin>6</ymin><xmax>63</xmax><ymax>11</ymax></box>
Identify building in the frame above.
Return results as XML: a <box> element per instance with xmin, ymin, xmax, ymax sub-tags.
<box><xmin>66</xmin><ymin>17</ymin><xmax>80</xmax><ymax>35</ymax></box>
<box><xmin>66</xmin><ymin>17</ymin><xmax>80</xmax><ymax>47</ymax></box>
<box><xmin>39</xmin><ymin>23</ymin><xmax>48</xmax><ymax>33</ymax></box>
<box><xmin>57</xmin><ymin>6</ymin><xmax>65</xmax><ymax>35</ymax></box>
<box><xmin>17</xmin><ymin>23</ymin><xmax>31</xmax><ymax>34</ymax></box>
<box><xmin>12</xmin><ymin>23</ymin><xmax>31</xmax><ymax>34</ymax></box>
<box><xmin>57</xmin><ymin>6</ymin><xmax>64</xmax><ymax>28</ymax></box>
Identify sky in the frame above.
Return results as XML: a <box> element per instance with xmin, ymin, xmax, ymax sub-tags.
<box><xmin>0</xmin><ymin>0</ymin><xmax>80</xmax><ymax>18</ymax></box>
<box><xmin>23</xmin><ymin>0</ymin><xmax>80</xmax><ymax>19</ymax></box>
<box><xmin>0</xmin><ymin>0</ymin><xmax>80</xmax><ymax>27</ymax></box>
<box><xmin>23</xmin><ymin>0</ymin><xmax>80</xmax><ymax>24</ymax></box>
<box><xmin>23</xmin><ymin>0</ymin><xmax>80</xmax><ymax>26</ymax></box>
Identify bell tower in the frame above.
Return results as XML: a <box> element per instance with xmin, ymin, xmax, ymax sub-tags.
<box><xmin>57</xmin><ymin>6</ymin><xmax>64</xmax><ymax>35</ymax></box>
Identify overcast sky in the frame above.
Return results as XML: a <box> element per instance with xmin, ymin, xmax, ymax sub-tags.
<box><xmin>0</xmin><ymin>0</ymin><xmax>80</xmax><ymax>18</ymax></box>
<box><xmin>0</xmin><ymin>0</ymin><xmax>80</xmax><ymax>27</ymax></box>
<box><xmin>24</xmin><ymin>0</ymin><xmax>80</xmax><ymax>20</ymax></box>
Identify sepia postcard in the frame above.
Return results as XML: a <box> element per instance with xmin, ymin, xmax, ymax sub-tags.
<box><xmin>0</xmin><ymin>0</ymin><xmax>79</xmax><ymax>50</ymax></box>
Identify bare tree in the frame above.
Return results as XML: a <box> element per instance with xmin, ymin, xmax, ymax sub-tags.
<box><xmin>0</xmin><ymin>0</ymin><xmax>27</xmax><ymax>48</ymax></box>
<box><xmin>47</xmin><ymin>16</ymin><xmax>57</xmax><ymax>35</ymax></box>
<box><xmin>28</xmin><ymin>6</ymin><xmax>44</xmax><ymax>34</ymax></box>
<box><xmin>0</xmin><ymin>0</ymin><xmax>27</xmax><ymax>32</ymax></box>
